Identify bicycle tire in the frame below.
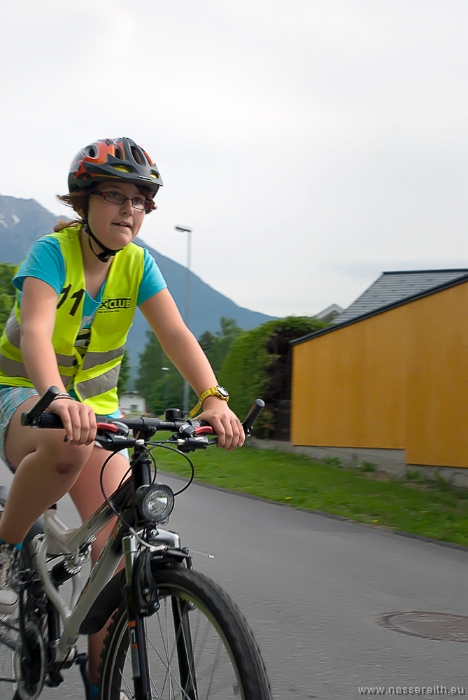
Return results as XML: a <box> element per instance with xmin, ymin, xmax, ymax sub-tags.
<box><xmin>0</xmin><ymin>610</ymin><xmax>18</xmax><ymax>689</ymax></box>
<box><xmin>0</xmin><ymin>494</ymin><xmax>16</xmax><ymax>695</ymax></box>
<box><xmin>0</xmin><ymin>492</ymin><xmax>46</xmax><ymax>700</ymax></box>
<box><xmin>0</xmin><ymin>555</ymin><xmax>41</xmax><ymax>700</ymax></box>
<box><xmin>98</xmin><ymin>567</ymin><xmax>272</xmax><ymax>700</ymax></box>
<box><xmin>12</xmin><ymin>539</ymin><xmax>48</xmax><ymax>700</ymax></box>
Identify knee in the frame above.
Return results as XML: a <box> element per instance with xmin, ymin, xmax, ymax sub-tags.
<box><xmin>49</xmin><ymin>441</ymin><xmax>92</xmax><ymax>476</ymax></box>
<box><xmin>55</xmin><ymin>461</ymin><xmax>82</xmax><ymax>475</ymax></box>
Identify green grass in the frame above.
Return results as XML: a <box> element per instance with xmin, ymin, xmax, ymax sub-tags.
<box><xmin>151</xmin><ymin>443</ymin><xmax>468</xmax><ymax>547</ymax></box>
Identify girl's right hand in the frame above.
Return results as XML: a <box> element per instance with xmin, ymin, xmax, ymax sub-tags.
<box><xmin>49</xmin><ymin>397</ymin><xmax>97</xmax><ymax>445</ymax></box>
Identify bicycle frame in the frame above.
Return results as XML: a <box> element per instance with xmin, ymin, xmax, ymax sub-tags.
<box><xmin>31</xmin><ymin>473</ymin><xmax>180</xmax><ymax>665</ymax></box>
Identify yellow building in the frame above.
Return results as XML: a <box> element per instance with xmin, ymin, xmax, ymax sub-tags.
<box><xmin>291</xmin><ymin>270</ymin><xmax>468</xmax><ymax>477</ymax></box>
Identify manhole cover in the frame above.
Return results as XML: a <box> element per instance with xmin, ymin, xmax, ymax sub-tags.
<box><xmin>373</xmin><ymin>611</ymin><xmax>468</xmax><ymax>642</ymax></box>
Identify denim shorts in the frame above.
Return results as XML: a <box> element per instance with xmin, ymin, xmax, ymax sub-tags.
<box><xmin>0</xmin><ymin>386</ymin><xmax>39</xmax><ymax>470</ymax></box>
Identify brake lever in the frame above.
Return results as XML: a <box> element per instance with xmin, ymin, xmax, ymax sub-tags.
<box><xmin>94</xmin><ymin>435</ymin><xmax>143</xmax><ymax>451</ymax></box>
<box><xmin>177</xmin><ymin>420</ymin><xmax>214</xmax><ymax>438</ymax></box>
<box><xmin>175</xmin><ymin>435</ymin><xmax>217</xmax><ymax>453</ymax></box>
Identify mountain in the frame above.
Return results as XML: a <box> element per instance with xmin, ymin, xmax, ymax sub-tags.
<box><xmin>0</xmin><ymin>194</ymin><xmax>274</xmax><ymax>380</ymax></box>
<box><xmin>0</xmin><ymin>195</ymin><xmax>61</xmax><ymax>263</ymax></box>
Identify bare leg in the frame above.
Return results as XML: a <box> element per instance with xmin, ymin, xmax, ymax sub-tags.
<box><xmin>69</xmin><ymin>447</ymin><xmax>130</xmax><ymax>686</ymax></box>
<box><xmin>0</xmin><ymin>397</ymin><xmax>93</xmax><ymax>544</ymax></box>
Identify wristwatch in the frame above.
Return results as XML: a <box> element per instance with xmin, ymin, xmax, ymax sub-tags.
<box><xmin>188</xmin><ymin>385</ymin><xmax>229</xmax><ymax>418</ymax></box>
<box><xmin>200</xmin><ymin>385</ymin><xmax>229</xmax><ymax>404</ymax></box>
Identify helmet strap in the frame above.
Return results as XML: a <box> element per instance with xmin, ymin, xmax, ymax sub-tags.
<box><xmin>82</xmin><ymin>221</ymin><xmax>122</xmax><ymax>263</ymax></box>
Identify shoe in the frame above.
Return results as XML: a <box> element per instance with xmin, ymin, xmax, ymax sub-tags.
<box><xmin>0</xmin><ymin>542</ymin><xmax>19</xmax><ymax>614</ymax></box>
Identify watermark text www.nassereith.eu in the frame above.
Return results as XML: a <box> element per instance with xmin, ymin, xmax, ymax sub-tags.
<box><xmin>358</xmin><ymin>687</ymin><xmax>465</xmax><ymax>696</ymax></box>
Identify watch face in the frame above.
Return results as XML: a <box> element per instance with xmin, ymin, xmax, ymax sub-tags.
<box><xmin>217</xmin><ymin>386</ymin><xmax>229</xmax><ymax>398</ymax></box>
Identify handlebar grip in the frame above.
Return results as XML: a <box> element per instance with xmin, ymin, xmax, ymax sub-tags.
<box><xmin>242</xmin><ymin>399</ymin><xmax>265</xmax><ymax>436</ymax></box>
<box><xmin>34</xmin><ymin>412</ymin><xmax>65</xmax><ymax>429</ymax></box>
<box><xmin>20</xmin><ymin>386</ymin><xmax>61</xmax><ymax>426</ymax></box>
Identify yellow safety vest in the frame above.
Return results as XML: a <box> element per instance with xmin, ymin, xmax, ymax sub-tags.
<box><xmin>0</xmin><ymin>226</ymin><xmax>144</xmax><ymax>414</ymax></box>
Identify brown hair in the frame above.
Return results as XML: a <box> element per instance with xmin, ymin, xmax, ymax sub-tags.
<box><xmin>54</xmin><ymin>189</ymin><xmax>92</xmax><ymax>232</ymax></box>
<box><xmin>53</xmin><ymin>183</ymin><xmax>155</xmax><ymax>232</ymax></box>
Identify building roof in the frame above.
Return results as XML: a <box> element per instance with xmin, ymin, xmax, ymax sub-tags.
<box><xmin>314</xmin><ymin>303</ymin><xmax>343</xmax><ymax>323</ymax></box>
<box><xmin>332</xmin><ymin>270</ymin><xmax>468</xmax><ymax>326</ymax></box>
<box><xmin>292</xmin><ymin>269</ymin><xmax>468</xmax><ymax>346</ymax></box>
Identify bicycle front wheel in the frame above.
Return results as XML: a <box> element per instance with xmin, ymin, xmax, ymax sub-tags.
<box><xmin>98</xmin><ymin>568</ymin><xmax>272</xmax><ymax>700</ymax></box>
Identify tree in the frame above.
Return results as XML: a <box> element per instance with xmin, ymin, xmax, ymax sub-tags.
<box><xmin>219</xmin><ymin>316</ymin><xmax>327</xmax><ymax>438</ymax></box>
<box><xmin>0</xmin><ymin>263</ymin><xmax>16</xmax><ymax>333</ymax></box>
<box><xmin>136</xmin><ymin>317</ymin><xmax>243</xmax><ymax>417</ymax></box>
<box><xmin>198</xmin><ymin>330</ymin><xmax>216</xmax><ymax>358</ymax></box>
<box><xmin>136</xmin><ymin>332</ymin><xmax>162</xmax><ymax>391</ymax></box>
<box><xmin>136</xmin><ymin>331</ymin><xmax>196</xmax><ymax>415</ymax></box>
<box><xmin>198</xmin><ymin>317</ymin><xmax>243</xmax><ymax>374</ymax></box>
<box><xmin>117</xmin><ymin>351</ymin><xmax>130</xmax><ymax>394</ymax></box>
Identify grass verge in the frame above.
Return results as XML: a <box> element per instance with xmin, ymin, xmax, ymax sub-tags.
<box><xmin>152</xmin><ymin>443</ymin><xmax>468</xmax><ymax>547</ymax></box>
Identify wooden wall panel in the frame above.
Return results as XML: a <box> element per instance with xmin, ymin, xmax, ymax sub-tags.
<box><xmin>291</xmin><ymin>282</ymin><xmax>468</xmax><ymax>468</ymax></box>
<box><xmin>404</xmin><ymin>285</ymin><xmax>468</xmax><ymax>467</ymax></box>
<box><xmin>291</xmin><ymin>310</ymin><xmax>407</xmax><ymax>448</ymax></box>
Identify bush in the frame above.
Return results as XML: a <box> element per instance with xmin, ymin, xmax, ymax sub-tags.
<box><xmin>219</xmin><ymin>316</ymin><xmax>326</xmax><ymax>437</ymax></box>
<box><xmin>0</xmin><ymin>263</ymin><xmax>16</xmax><ymax>333</ymax></box>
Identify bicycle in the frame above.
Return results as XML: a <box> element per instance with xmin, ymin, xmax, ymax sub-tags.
<box><xmin>0</xmin><ymin>386</ymin><xmax>272</xmax><ymax>700</ymax></box>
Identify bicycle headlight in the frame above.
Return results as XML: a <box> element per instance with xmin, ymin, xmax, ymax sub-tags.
<box><xmin>136</xmin><ymin>485</ymin><xmax>175</xmax><ymax>523</ymax></box>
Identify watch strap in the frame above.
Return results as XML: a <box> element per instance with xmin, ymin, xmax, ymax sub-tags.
<box><xmin>188</xmin><ymin>385</ymin><xmax>229</xmax><ymax>418</ymax></box>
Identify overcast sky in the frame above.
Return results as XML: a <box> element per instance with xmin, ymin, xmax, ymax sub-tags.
<box><xmin>1</xmin><ymin>1</ymin><xmax>466</xmax><ymax>318</ymax></box>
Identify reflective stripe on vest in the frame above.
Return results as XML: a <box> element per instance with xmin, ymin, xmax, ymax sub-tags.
<box><xmin>0</xmin><ymin>355</ymin><xmax>71</xmax><ymax>387</ymax></box>
<box><xmin>0</xmin><ymin>355</ymin><xmax>30</xmax><ymax>380</ymax></box>
<box><xmin>4</xmin><ymin>312</ymin><xmax>20</xmax><ymax>347</ymax></box>
<box><xmin>75</xmin><ymin>365</ymin><xmax>121</xmax><ymax>401</ymax></box>
<box><xmin>82</xmin><ymin>345</ymin><xmax>126</xmax><ymax>371</ymax></box>
<box><xmin>0</xmin><ymin>226</ymin><xmax>144</xmax><ymax>413</ymax></box>
<box><xmin>3</xmin><ymin>308</ymin><xmax>76</xmax><ymax>370</ymax></box>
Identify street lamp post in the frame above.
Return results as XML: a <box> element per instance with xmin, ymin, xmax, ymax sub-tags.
<box><xmin>161</xmin><ymin>367</ymin><xmax>169</xmax><ymax>409</ymax></box>
<box><xmin>175</xmin><ymin>225</ymin><xmax>192</xmax><ymax>413</ymax></box>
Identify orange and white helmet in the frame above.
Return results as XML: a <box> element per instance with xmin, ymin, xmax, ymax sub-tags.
<box><xmin>68</xmin><ymin>137</ymin><xmax>163</xmax><ymax>194</ymax></box>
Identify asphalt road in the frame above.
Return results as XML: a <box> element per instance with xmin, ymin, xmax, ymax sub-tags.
<box><xmin>1</xmin><ymin>467</ymin><xmax>467</xmax><ymax>699</ymax></box>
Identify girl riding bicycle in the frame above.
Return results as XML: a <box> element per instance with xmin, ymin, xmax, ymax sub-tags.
<box><xmin>0</xmin><ymin>137</ymin><xmax>244</xmax><ymax>691</ymax></box>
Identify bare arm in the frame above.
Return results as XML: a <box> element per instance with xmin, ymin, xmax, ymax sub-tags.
<box><xmin>19</xmin><ymin>277</ymin><xmax>96</xmax><ymax>444</ymax></box>
<box><xmin>140</xmin><ymin>288</ymin><xmax>244</xmax><ymax>449</ymax></box>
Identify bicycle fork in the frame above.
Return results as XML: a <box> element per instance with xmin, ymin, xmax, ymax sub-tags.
<box><xmin>122</xmin><ymin>534</ymin><xmax>198</xmax><ymax>700</ymax></box>
<box><xmin>122</xmin><ymin>534</ymin><xmax>153</xmax><ymax>700</ymax></box>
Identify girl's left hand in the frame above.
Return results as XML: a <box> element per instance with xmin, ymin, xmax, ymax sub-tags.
<box><xmin>197</xmin><ymin>397</ymin><xmax>245</xmax><ymax>451</ymax></box>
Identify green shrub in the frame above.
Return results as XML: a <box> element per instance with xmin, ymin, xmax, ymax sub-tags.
<box><xmin>0</xmin><ymin>263</ymin><xmax>16</xmax><ymax>333</ymax></box>
<box><xmin>361</xmin><ymin>461</ymin><xmax>377</xmax><ymax>473</ymax></box>
<box><xmin>321</xmin><ymin>457</ymin><xmax>343</xmax><ymax>468</ymax></box>
<box><xmin>219</xmin><ymin>316</ymin><xmax>326</xmax><ymax>437</ymax></box>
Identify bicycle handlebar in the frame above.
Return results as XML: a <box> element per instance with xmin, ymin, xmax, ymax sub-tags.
<box><xmin>242</xmin><ymin>399</ymin><xmax>265</xmax><ymax>436</ymax></box>
<box><xmin>21</xmin><ymin>386</ymin><xmax>61</xmax><ymax>421</ymax></box>
<box><xmin>20</xmin><ymin>387</ymin><xmax>265</xmax><ymax>453</ymax></box>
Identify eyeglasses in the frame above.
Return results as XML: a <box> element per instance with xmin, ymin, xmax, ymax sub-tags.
<box><xmin>92</xmin><ymin>190</ymin><xmax>156</xmax><ymax>213</ymax></box>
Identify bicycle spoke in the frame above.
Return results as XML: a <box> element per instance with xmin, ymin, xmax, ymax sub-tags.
<box><xmin>100</xmin><ymin>571</ymin><xmax>271</xmax><ymax>699</ymax></box>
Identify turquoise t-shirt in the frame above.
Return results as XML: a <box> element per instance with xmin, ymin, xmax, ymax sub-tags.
<box><xmin>13</xmin><ymin>236</ymin><xmax>166</xmax><ymax>311</ymax></box>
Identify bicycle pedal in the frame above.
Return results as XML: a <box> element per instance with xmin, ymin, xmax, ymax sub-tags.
<box><xmin>46</xmin><ymin>670</ymin><xmax>64</xmax><ymax>687</ymax></box>
<box><xmin>75</xmin><ymin>652</ymin><xmax>89</xmax><ymax>667</ymax></box>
